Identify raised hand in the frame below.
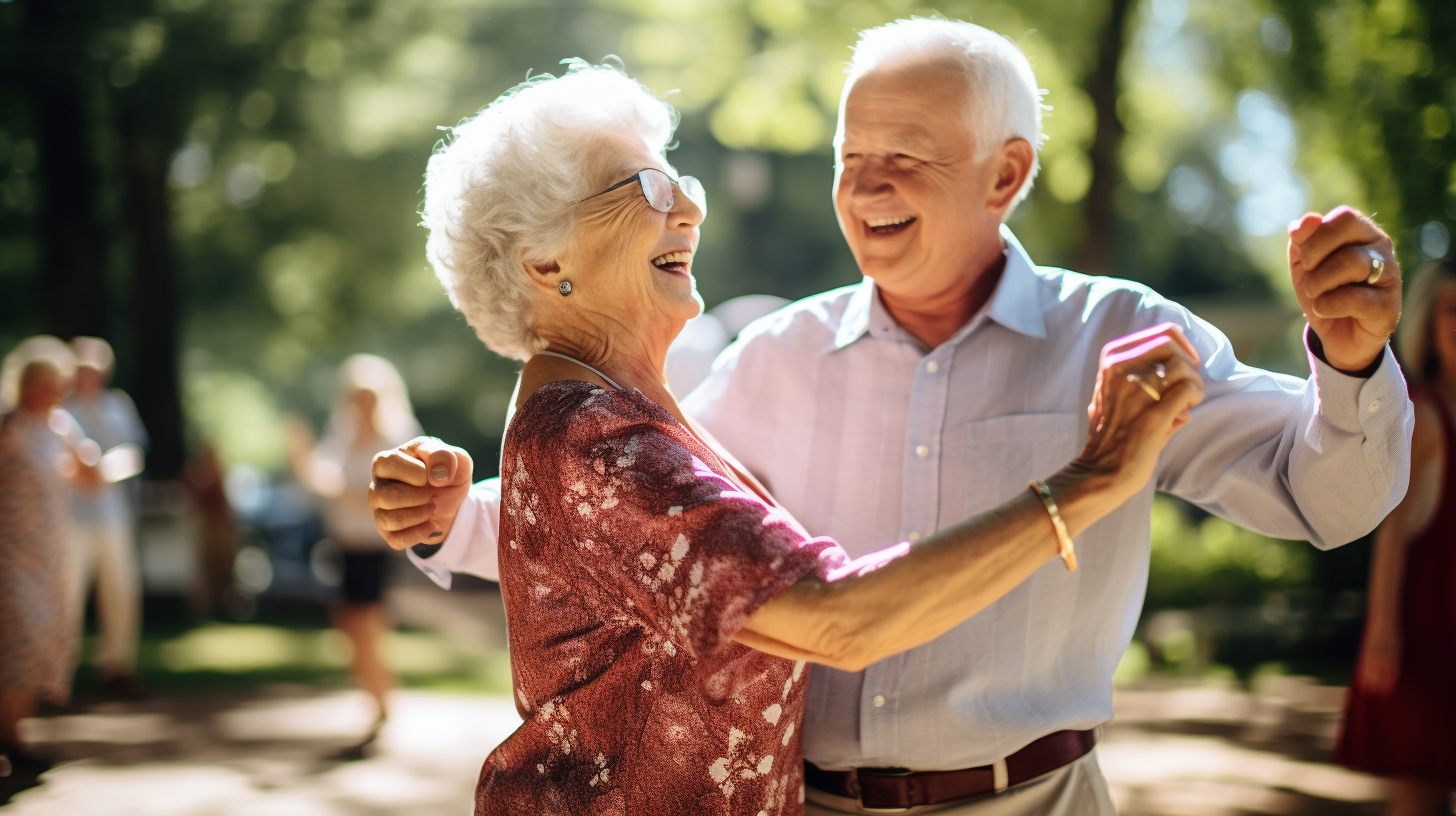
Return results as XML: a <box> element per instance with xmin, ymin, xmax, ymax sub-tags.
<box><xmin>369</xmin><ymin>437</ymin><xmax>474</xmax><ymax>550</ymax></box>
<box><xmin>1288</xmin><ymin>207</ymin><xmax>1401</xmax><ymax>373</ymax></box>
<box><xmin>1071</xmin><ymin>323</ymin><xmax>1206</xmax><ymax>506</ymax></box>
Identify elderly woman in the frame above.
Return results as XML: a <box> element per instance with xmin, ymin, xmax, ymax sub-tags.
<box><xmin>371</xmin><ymin>62</ymin><xmax>1203</xmax><ymax>815</ymax></box>
<box><xmin>0</xmin><ymin>337</ymin><xmax>90</xmax><ymax>778</ymax></box>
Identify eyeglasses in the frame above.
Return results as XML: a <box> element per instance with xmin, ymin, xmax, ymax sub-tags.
<box><xmin>580</xmin><ymin>168</ymin><xmax>707</xmax><ymax>216</ymax></box>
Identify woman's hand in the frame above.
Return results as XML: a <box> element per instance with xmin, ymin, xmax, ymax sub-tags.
<box><xmin>1356</xmin><ymin>619</ymin><xmax>1400</xmax><ymax>694</ymax></box>
<box><xmin>369</xmin><ymin>437</ymin><xmax>474</xmax><ymax>549</ymax></box>
<box><xmin>1060</xmin><ymin>323</ymin><xmax>1206</xmax><ymax>516</ymax></box>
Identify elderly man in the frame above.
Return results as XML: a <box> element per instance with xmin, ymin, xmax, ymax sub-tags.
<box><xmin>374</xmin><ymin>19</ymin><xmax>1411</xmax><ymax>815</ymax></box>
<box><xmin>64</xmin><ymin>337</ymin><xmax>148</xmax><ymax>697</ymax></box>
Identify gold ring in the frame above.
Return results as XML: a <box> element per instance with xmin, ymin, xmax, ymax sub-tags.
<box><xmin>1365</xmin><ymin>249</ymin><xmax>1384</xmax><ymax>285</ymax></box>
<box><xmin>1126</xmin><ymin>372</ymin><xmax>1162</xmax><ymax>401</ymax></box>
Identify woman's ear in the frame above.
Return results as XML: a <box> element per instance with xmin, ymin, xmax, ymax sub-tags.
<box><xmin>522</xmin><ymin>253</ymin><xmax>562</xmax><ymax>293</ymax></box>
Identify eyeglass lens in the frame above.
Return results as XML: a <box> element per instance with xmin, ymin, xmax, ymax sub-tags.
<box><xmin>639</xmin><ymin>169</ymin><xmax>707</xmax><ymax>216</ymax></box>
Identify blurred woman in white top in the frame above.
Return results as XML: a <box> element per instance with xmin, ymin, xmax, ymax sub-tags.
<box><xmin>290</xmin><ymin>354</ymin><xmax>421</xmax><ymax>753</ymax></box>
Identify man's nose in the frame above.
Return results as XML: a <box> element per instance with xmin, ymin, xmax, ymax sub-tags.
<box><xmin>849</xmin><ymin>162</ymin><xmax>895</xmax><ymax>200</ymax></box>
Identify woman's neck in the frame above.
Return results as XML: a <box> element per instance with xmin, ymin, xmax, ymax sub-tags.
<box><xmin>524</xmin><ymin>322</ymin><xmax>691</xmax><ymax>422</ymax></box>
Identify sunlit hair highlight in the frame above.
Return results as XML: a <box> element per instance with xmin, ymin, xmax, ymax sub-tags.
<box><xmin>421</xmin><ymin>59</ymin><xmax>679</xmax><ymax>361</ymax></box>
<box><xmin>1</xmin><ymin>335</ymin><xmax>78</xmax><ymax>410</ymax></box>
<box><xmin>1396</xmin><ymin>260</ymin><xmax>1456</xmax><ymax>387</ymax></box>
<box><xmin>838</xmin><ymin>17</ymin><xmax>1049</xmax><ymax>210</ymax></box>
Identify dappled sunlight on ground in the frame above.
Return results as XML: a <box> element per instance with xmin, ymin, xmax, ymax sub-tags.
<box><xmin>1</xmin><ymin>677</ymin><xmax>1403</xmax><ymax>815</ymax></box>
<box><xmin>6</xmin><ymin>690</ymin><xmax>522</xmax><ymax>816</ymax></box>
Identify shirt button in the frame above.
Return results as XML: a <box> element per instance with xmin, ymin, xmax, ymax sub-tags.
<box><xmin>872</xmin><ymin>695</ymin><xmax>886</xmax><ymax>708</ymax></box>
<box><xmin>926</xmin><ymin>361</ymin><xmax>939</xmax><ymax>373</ymax></box>
<box><xmin>916</xmin><ymin>444</ymin><xmax>929</xmax><ymax>457</ymax></box>
<box><xmin>1367</xmin><ymin>399</ymin><xmax>1380</xmax><ymax>413</ymax></box>
<box><xmin>907</xmin><ymin>531</ymin><xmax>920</xmax><ymax>542</ymax></box>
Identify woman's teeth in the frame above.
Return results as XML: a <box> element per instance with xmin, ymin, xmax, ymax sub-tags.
<box><xmin>867</xmin><ymin>215</ymin><xmax>916</xmax><ymax>233</ymax></box>
<box><xmin>652</xmin><ymin>250</ymin><xmax>692</xmax><ymax>269</ymax></box>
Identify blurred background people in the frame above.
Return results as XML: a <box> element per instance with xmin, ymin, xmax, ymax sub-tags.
<box><xmin>1336</xmin><ymin>259</ymin><xmax>1456</xmax><ymax>815</ymax></box>
<box><xmin>288</xmin><ymin>354</ymin><xmax>421</xmax><ymax>756</ymax></box>
<box><xmin>184</xmin><ymin>443</ymin><xmax>236</xmax><ymax>619</ymax></box>
<box><xmin>63</xmin><ymin>337</ymin><xmax>148</xmax><ymax>697</ymax></box>
<box><xmin>0</xmin><ymin>338</ymin><xmax>87</xmax><ymax>777</ymax></box>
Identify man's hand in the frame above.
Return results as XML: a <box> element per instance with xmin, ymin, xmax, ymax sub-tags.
<box><xmin>1288</xmin><ymin>207</ymin><xmax>1401</xmax><ymax>373</ymax></box>
<box><xmin>369</xmin><ymin>437</ymin><xmax>474</xmax><ymax>550</ymax></box>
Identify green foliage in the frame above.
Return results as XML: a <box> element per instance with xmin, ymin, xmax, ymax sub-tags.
<box><xmin>2</xmin><ymin>0</ymin><xmax>1450</xmax><ymax>475</ymax></box>
<box><xmin>1146</xmin><ymin>495</ymin><xmax>1312</xmax><ymax>609</ymax></box>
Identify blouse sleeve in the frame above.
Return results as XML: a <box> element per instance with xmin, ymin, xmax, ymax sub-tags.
<box><xmin>506</xmin><ymin>385</ymin><xmax>844</xmax><ymax>661</ymax></box>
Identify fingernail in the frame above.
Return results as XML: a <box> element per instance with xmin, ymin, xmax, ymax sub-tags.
<box><xmin>428</xmin><ymin>531</ymin><xmax>443</xmax><ymax>538</ymax></box>
<box><xmin>431</xmin><ymin>466</ymin><xmax>449</xmax><ymax>481</ymax></box>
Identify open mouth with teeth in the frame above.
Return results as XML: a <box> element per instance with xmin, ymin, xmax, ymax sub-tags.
<box><xmin>651</xmin><ymin>249</ymin><xmax>692</xmax><ymax>276</ymax></box>
<box><xmin>865</xmin><ymin>215</ymin><xmax>917</xmax><ymax>235</ymax></box>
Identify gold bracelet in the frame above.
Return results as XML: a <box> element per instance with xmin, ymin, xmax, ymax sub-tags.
<box><xmin>1028</xmin><ymin>480</ymin><xmax>1077</xmax><ymax>572</ymax></box>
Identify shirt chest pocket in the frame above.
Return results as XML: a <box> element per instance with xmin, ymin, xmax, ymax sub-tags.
<box><xmin>942</xmin><ymin>412</ymin><xmax>1083</xmax><ymax>520</ymax></box>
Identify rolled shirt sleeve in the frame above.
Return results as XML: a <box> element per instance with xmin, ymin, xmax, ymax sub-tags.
<box><xmin>1154</xmin><ymin>298</ymin><xmax>1413</xmax><ymax>549</ymax></box>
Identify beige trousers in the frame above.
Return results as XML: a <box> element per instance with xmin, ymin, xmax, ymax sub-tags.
<box><xmin>805</xmin><ymin>751</ymin><xmax>1116</xmax><ymax>816</ymax></box>
<box><xmin>70</xmin><ymin>522</ymin><xmax>140</xmax><ymax>675</ymax></box>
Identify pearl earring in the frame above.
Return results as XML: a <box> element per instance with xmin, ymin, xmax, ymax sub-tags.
<box><xmin>558</xmin><ymin>280</ymin><xmax>572</xmax><ymax>297</ymax></box>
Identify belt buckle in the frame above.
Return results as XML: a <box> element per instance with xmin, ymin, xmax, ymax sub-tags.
<box><xmin>853</xmin><ymin>767</ymin><xmax>914</xmax><ymax>813</ymax></box>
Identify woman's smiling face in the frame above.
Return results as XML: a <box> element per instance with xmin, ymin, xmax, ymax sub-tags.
<box><xmin>548</xmin><ymin>131</ymin><xmax>705</xmax><ymax>347</ymax></box>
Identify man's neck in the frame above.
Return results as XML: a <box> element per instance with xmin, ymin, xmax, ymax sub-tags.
<box><xmin>876</xmin><ymin>242</ymin><xmax>1007</xmax><ymax>351</ymax></box>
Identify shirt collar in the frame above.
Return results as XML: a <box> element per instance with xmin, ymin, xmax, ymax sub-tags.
<box><xmin>831</xmin><ymin>224</ymin><xmax>1047</xmax><ymax>351</ymax></box>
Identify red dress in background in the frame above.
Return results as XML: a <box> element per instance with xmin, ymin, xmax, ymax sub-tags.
<box><xmin>479</xmin><ymin>381</ymin><xmax>847</xmax><ymax>816</ymax></box>
<box><xmin>1335</xmin><ymin>388</ymin><xmax>1456</xmax><ymax>784</ymax></box>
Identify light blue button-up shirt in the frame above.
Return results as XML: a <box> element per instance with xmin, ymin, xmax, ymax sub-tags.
<box><xmin>415</xmin><ymin>226</ymin><xmax>1412</xmax><ymax>772</ymax></box>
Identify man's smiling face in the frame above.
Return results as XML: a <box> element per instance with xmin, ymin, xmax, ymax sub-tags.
<box><xmin>833</xmin><ymin>59</ymin><xmax>1007</xmax><ymax>299</ymax></box>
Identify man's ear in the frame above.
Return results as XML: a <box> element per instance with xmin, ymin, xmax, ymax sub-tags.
<box><xmin>985</xmin><ymin>138</ymin><xmax>1036</xmax><ymax>217</ymax></box>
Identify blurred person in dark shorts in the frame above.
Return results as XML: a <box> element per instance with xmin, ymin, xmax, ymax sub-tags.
<box><xmin>1336</xmin><ymin>259</ymin><xmax>1456</xmax><ymax>815</ymax></box>
<box><xmin>290</xmin><ymin>354</ymin><xmax>421</xmax><ymax>756</ymax></box>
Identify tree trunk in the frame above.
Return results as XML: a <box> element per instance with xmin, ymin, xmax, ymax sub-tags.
<box><xmin>1078</xmin><ymin>0</ymin><xmax>1135</xmax><ymax>276</ymax></box>
<box><xmin>26</xmin><ymin>1</ymin><xmax>109</xmax><ymax>338</ymax></box>
<box><xmin>123</xmin><ymin>126</ymin><xmax>184</xmax><ymax>478</ymax></box>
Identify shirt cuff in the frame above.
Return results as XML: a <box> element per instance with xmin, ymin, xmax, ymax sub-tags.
<box><xmin>405</xmin><ymin>491</ymin><xmax>483</xmax><ymax>590</ymax></box>
<box><xmin>1306</xmin><ymin>329</ymin><xmax>1406</xmax><ymax>435</ymax></box>
<box><xmin>1306</xmin><ymin>326</ymin><xmax>1383</xmax><ymax>378</ymax></box>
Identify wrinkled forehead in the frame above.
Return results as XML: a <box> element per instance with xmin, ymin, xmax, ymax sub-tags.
<box><xmin>834</xmin><ymin>58</ymin><xmax>973</xmax><ymax>150</ymax></box>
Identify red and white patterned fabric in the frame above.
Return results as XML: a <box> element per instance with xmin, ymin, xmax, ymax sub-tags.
<box><xmin>481</xmin><ymin>380</ymin><xmax>847</xmax><ymax>816</ymax></box>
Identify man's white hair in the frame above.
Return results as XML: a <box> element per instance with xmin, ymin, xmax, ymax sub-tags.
<box><xmin>422</xmin><ymin>62</ymin><xmax>678</xmax><ymax>361</ymax></box>
<box><xmin>838</xmin><ymin>18</ymin><xmax>1048</xmax><ymax>208</ymax></box>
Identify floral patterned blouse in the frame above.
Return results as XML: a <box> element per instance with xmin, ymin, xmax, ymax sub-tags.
<box><xmin>480</xmin><ymin>380</ymin><xmax>847</xmax><ymax>816</ymax></box>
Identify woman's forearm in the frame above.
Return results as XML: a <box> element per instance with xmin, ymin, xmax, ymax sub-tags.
<box><xmin>1364</xmin><ymin>521</ymin><xmax>1408</xmax><ymax>634</ymax></box>
<box><xmin>739</xmin><ymin>469</ymin><xmax>1121</xmax><ymax>671</ymax></box>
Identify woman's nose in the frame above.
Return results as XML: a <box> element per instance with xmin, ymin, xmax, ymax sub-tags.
<box><xmin>671</xmin><ymin>190</ymin><xmax>705</xmax><ymax>229</ymax></box>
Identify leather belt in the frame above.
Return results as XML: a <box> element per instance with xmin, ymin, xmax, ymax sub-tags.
<box><xmin>804</xmin><ymin>728</ymin><xmax>1100</xmax><ymax>812</ymax></box>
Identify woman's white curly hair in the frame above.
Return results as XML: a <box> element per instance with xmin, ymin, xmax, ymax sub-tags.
<box><xmin>422</xmin><ymin>60</ymin><xmax>679</xmax><ymax>361</ymax></box>
<box><xmin>1</xmin><ymin>335</ymin><xmax>77</xmax><ymax>410</ymax></box>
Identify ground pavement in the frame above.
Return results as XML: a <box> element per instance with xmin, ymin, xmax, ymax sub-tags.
<box><xmin>0</xmin><ymin>673</ymin><xmax>1402</xmax><ymax>816</ymax></box>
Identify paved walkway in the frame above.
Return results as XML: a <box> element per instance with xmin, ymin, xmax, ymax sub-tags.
<box><xmin>1</xmin><ymin>674</ymin><xmax>1401</xmax><ymax>815</ymax></box>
